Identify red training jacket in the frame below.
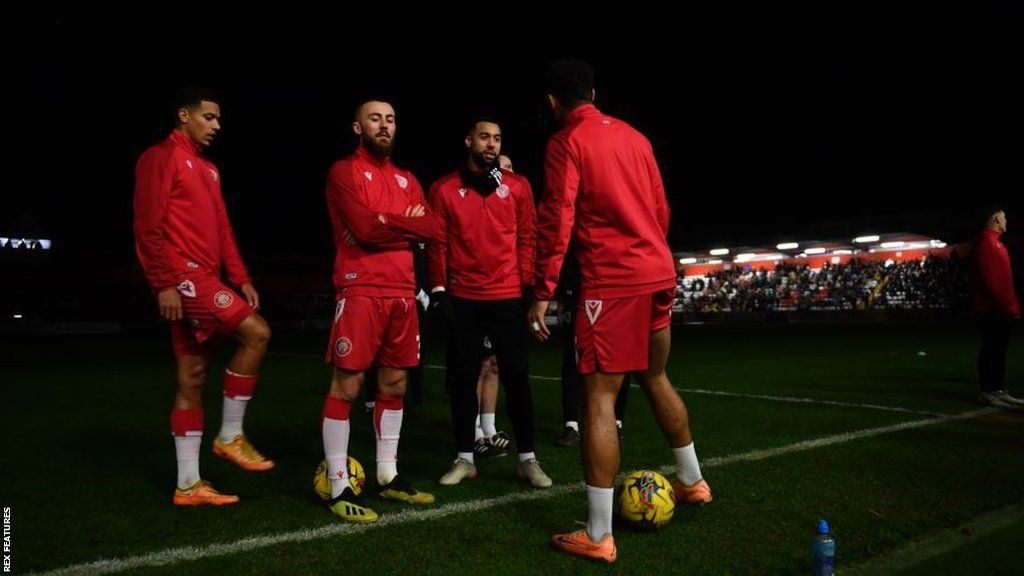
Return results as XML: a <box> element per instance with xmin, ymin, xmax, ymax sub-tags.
<box><xmin>535</xmin><ymin>104</ymin><xmax>674</xmax><ymax>300</ymax></box>
<box><xmin>134</xmin><ymin>130</ymin><xmax>250</xmax><ymax>292</ymax></box>
<box><xmin>427</xmin><ymin>169</ymin><xmax>536</xmax><ymax>300</ymax></box>
<box><xmin>971</xmin><ymin>228</ymin><xmax>1020</xmax><ymax>317</ymax></box>
<box><xmin>326</xmin><ymin>144</ymin><xmax>443</xmax><ymax>298</ymax></box>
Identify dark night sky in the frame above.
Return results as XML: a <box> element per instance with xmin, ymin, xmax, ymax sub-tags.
<box><xmin>11</xmin><ymin>8</ymin><xmax>1022</xmax><ymax>271</ymax></box>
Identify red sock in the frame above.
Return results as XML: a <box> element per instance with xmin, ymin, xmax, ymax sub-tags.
<box><xmin>171</xmin><ymin>408</ymin><xmax>204</xmax><ymax>436</ymax></box>
<box><xmin>223</xmin><ymin>370</ymin><xmax>258</xmax><ymax>399</ymax></box>
<box><xmin>323</xmin><ymin>396</ymin><xmax>352</xmax><ymax>421</ymax></box>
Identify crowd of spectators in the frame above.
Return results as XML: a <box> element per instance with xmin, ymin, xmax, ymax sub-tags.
<box><xmin>677</xmin><ymin>254</ymin><xmax>968</xmax><ymax>313</ymax></box>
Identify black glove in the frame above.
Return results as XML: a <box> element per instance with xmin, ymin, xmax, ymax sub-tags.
<box><xmin>459</xmin><ymin>163</ymin><xmax>503</xmax><ymax>197</ymax></box>
<box><xmin>429</xmin><ymin>290</ymin><xmax>457</xmax><ymax>330</ymax></box>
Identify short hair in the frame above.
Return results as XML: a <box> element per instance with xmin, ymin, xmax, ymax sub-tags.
<box><xmin>467</xmin><ymin>116</ymin><xmax>502</xmax><ymax>136</ymax></box>
<box><xmin>980</xmin><ymin>204</ymin><xmax>1004</xmax><ymax>228</ymax></box>
<box><xmin>545</xmin><ymin>59</ymin><xmax>595</xmax><ymax>108</ymax></box>
<box><xmin>354</xmin><ymin>99</ymin><xmax>394</xmax><ymax>121</ymax></box>
<box><xmin>172</xmin><ymin>86</ymin><xmax>219</xmax><ymax>116</ymax></box>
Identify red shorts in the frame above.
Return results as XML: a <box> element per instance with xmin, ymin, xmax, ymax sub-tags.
<box><xmin>574</xmin><ymin>287</ymin><xmax>674</xmax><ymax>375</ymax></box>
<box><xmin>325</xmin><ymin>295</ymin><xmax>420</xmax><ymax>371</ymax></box>
<box><xmin>169</xmin><ymin>274</ymin><xmax>253</xmax><ymax>357</ymax></box>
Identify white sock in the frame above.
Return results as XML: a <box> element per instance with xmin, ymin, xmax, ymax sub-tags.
<box><xmin>674</xmin><ymin>443</ymin><xmax>703</xmax><ymax>486</ymax></box>
<box><xmin>518</xmin><ymin>451</ymin><xmax>536</xmax><ymax>463</ymax></box>
<box><xmin>218</xmin><ymin>395</ymin><xmax>248</xmax><ymax>443</ymax></box>
<box><xmin>323</xmin><ymin>417</ymin><xmax>351</xmax><ymax>498</ymax></box>
<box><xmin>174</xmin><ymin>435</ymin><xmax>202</xmax><ymax>489</ymax></box>
<box><xmin>457</xmin><ymin>451</ymin><xmax>475</xmax><ymax>464</ymax></box>
<box><xmin>586</xmin><ymin>485</ymin><xmax>614</xmax><ymax>541</ymax></box>
<box><xmin>480</xmin><ymin>413</ymin><xmax>498</xmax><ymax>438</ymax></box>
<box><xmin>474</xmin><ymin>415</ymin><xmax>484</xmax><ymax>441</ymax></box>
<box><xmin>565</xmin><ymin>421</ymin><xmax>579</xmax><ymax>432</ymax></box>
<box><xmin>376</xmin><ymin>407</ymin><xmax>403</xmax><ymax>485</ymax></box>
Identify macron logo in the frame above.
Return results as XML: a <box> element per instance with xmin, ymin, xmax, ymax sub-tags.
<box><xmin>364</xmin><ymin>172</ymin><xmax>373</xmax><ymax>182</ymax></box>
<box><xmin>458</xmin><ymin>188</ymin><xmax>467</xmax><ymax>198</ymax></box>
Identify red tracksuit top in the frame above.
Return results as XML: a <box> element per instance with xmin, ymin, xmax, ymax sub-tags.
<box><xmin>326</xmin><ymin>144</ymin><xmax>443</xmax><ymax>298</ymax></box>
<box><xmin>534</xmin><ymin>104</ymin><xmax>675</xmax><ymax>300</ymax></box>
<box><xmin>971</xmin><ymin>229</ymin><xmax>1021</xmax><ymax>317</ymax></box>
<box><xmin>427</xmin><ymin>169</ymin><xmax>536</xmax><ymax>300</ymax></box>
<box><xmin>134</xmin><ymin>130</ymin><xmax>250</xmax><ymax>292</ymax></box>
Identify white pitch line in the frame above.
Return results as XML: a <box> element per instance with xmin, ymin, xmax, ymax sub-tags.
<box><xmin>31</xmin><ymin>407</ymin><xmax>997</xmax><ymax>576</ymax></box>
<box><xmin>35</xmin><ymin>484</ymin><xmax>582</xmax><ymax>576</ymax></box>
<box><xmin>269</xmin><ymin>355</ymin><xmax>953</xmax><ymax>415</ymax></box>
<box><xmin>433</xmin><ymin>364</ymin><xmax>948</xmax><ymax>415</ymax></box>
<box><xmin>669</xmin><ymin>408</ymin><xmax>994</xmax><ymax>472</ymax></box>
<box><xmin>631</xmin><ymin>385</ymin><xmax>950</xmax><ymax>418</ymax></box>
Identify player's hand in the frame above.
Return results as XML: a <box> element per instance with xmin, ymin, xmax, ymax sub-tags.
<box><xmin>342</xmin><ymin>228</ymin><xmax>357</xmax><ymax>246</ymax></box>
<box><xmin>405</xmin><ymin>204</ymin><xmax>426</xmax><ymax>218</ymax></box>
<box><xmin>157</xmin><ymin>288</ymin><xmax>183</xmax><ymax>322</ymax></box>
<box><xmin>527</xmin><ymin>299</ymin><xmax>551</xmax><ymax>342</ymax></box>
<box><xmin>241</xmin><ymin>283</ymin><xmax>260</xmax><ymax>310</ymax></box>
<box><xmin>415</xmin><ymin>288</ymin><xmax>431</xmax><ymax>312</ymax></box>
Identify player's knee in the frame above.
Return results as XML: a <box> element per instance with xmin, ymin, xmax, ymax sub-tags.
<box><xmin>331</xmin><ymin>381</ymin><xmax>361</xmax><ymax>403</ymax></box>
<box><xmin>482</xmin><ymin>355</ymin><xmax>498</xmax><ymax>375</ymax></box>
<box><xmin>639</xmin><ymin>370</ymin><xmax>669</xmax><ymax>389</ymax></box>
<box><xmin>379</xmin><ymin>373</ymin><xmax>407</xmax><ymax>396</ymax></box>
<box><xmin>335</xmin><ymin>386</ymin><xmax>360</xmax><ymax>403</ymax></box>
<box><xmin>583</xmin><ymin>399</ymin><xmax>616</xmax><ymax>421</ymax></box>
<box><xmin>245</xmin><ymin>318</ymin><xmax>272</xmax><ymax>349</ymax></box>
<box><xmin>331</xmin><ymin>372</ymin><xmax>363</xmax><ymax>402</ymax></box>
<box><xmin>382</xmin><ymin>374</ymin><xmax>407</xmax><ymax>391</ymax></box>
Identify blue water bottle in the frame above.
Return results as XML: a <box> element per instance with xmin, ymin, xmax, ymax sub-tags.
<box><xmin>812</xmin><ymin>519</ymin><xmax>836</xmax><ymax>576</ymax></box>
